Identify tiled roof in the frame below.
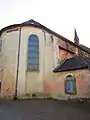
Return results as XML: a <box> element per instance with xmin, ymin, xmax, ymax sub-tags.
<box><xmin>21</xmin><ymin>19</ymin><xmax>42</xmax><ymax>27</ymax></box>
<box><xmin>80</xmin><ymin>44</ymin><xmax>90</xmax><ymax>53</ymax></box>
<box><xmin>0</xmin><ymin>19</ymin><xmax>90</xmax><ymax>54</ymax></box>
<box><xmin>53</xmin><ymin>56</ymin><xmax>90</xmax><ymax>72</ymax></box>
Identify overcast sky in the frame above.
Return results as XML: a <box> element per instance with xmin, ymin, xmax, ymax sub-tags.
<box><xmin>0</xmin><ymin>0</ymin><xmax>90</xmax><ymax>47</ymax></box>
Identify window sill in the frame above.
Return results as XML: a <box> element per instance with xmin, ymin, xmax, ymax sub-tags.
<box><xmin>65</xmin><ymin>91</ymin><xmax>77</xmax><ymax>95</ymax></box>
<box><xmin>26</xmin><ymin>69</ymin><xmax>40</xmax><ymax>72</ymax></box>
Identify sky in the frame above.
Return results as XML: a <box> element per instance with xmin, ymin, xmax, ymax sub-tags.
<box><xmin>0</xmin><ymin>0</ymin><xmax>90</xmax><ymax>47</ymax></box>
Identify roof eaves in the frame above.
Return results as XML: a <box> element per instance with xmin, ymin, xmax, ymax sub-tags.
<box><xmin>59</xmin><ymin>46</ymin><xmax>75</xmax><ymax>54</ymax></box>
<box><xmin>0</xmin><ymin>20</ymin><xmax>90</xmax><ymax>54</ymax></box>
<box><xmin>53</xmin><ymin>66</ymin><xmax>88</xmax><ymax>72</ymax></box>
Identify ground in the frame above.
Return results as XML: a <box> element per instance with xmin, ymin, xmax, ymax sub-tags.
<box><xmin>0</xmin><ymin>99</ymin><xmax>90</xmax><ymax>120</ymax></box>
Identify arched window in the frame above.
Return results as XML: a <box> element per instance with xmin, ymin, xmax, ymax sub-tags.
<box><xmin>27</xmin><ymin>34</ymin><xmax>39</xmax><ymax>71</ymax></box>
<box><xmin>65</xmin><ymin>75</ymin><xmax>76</xmax><ymax>94</ymax></box>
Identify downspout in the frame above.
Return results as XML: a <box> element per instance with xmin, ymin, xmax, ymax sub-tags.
<box><xmin>42</xmin><ymin>30</ymin><xmax>46</xmax><ymax>93</ymax></box>
<box><xmin>14</xmin><ymin>27</ymin><xmax>21</xmax><ymax>99</ymax></box>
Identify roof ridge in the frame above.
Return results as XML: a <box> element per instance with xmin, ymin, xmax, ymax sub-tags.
<box><xmin>60</xmin><ymin>58</ymin><xmax>67</xmax><ymax>66</ymax></box>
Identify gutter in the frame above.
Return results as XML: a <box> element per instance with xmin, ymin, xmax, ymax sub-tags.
<box><xmin>14</xmin><ymin>27</ymin><xmax>21</xmax><ymax>99</ymax></box>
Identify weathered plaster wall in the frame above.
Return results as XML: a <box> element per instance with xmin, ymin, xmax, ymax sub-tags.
<box><xmin>17</xmin><ymin>27</ymin><xmax>59</xmax><ymax>98</ymax></box>
<box><xmin>0</xmin><ymin>28</ymin><xmax>19</xmax><ymax>99</ymax></box>
<box><xmin>0</xmin><ymin>26</ymin><xmax>90</xmax><ymax>100</ymax></box>
<box><xmin>59</xmin><ymin>49</ymin><xmax>74</xmax><ymax>61</ymax></box>
<box><xmin>17</xmin><ymin>27</ymin><xmax>46</xmax><ymax>97</ymax></box>
<box><xmin>50</xmin><ymin>69</ymin><xmax>90</xmax><ymax>100</ymax></box>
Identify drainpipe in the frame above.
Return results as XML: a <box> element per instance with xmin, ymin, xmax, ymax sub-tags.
<box><xmin>14</xmin><ymin>27</ymin><xmax>21</xmax><ymax>99</ymax></box>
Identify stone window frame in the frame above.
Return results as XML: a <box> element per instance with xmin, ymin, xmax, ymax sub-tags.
<box><xmin>27</xmin><ymin>34</ymin><xmax>39</xmax><ymax>71</ymax></box>
<box><xmin>64</xmin><ymin>74</ymin><xmax>77</xmax><ymax>95</ymax></box>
